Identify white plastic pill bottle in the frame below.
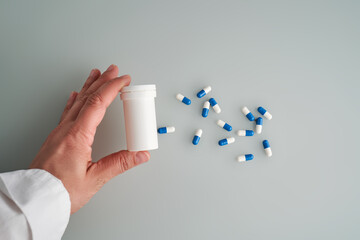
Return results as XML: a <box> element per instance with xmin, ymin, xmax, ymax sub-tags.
<box><xmin>120</xmin><ymin>84</ymin><xmax>158</xmax><ymax>151</ymax></box>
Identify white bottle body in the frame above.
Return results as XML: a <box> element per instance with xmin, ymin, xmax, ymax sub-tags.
<box><xmin>120</xmin><ymin>85</ymin><xmax>158</xmax><ymax>152</ymax></box>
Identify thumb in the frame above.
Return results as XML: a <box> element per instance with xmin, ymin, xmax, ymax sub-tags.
<box><xmin>91</xmin><ymin>150</ymin><xmax>150</xmax><ymax>180</ymax></box>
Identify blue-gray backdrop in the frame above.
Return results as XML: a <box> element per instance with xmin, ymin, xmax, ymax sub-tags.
<box><xmin>0</xmin><ymin>1</ymin><xmax>359</xmax><ymax>239</ymax></box>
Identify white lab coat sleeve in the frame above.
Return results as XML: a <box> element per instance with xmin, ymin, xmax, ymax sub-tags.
<box><xmin>0</xmin><ymin>169</ymin><xmax>71</xmax><ymax>240</ymax></box>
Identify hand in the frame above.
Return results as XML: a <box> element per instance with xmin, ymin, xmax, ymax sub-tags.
<box><xmin>30</xmin><ymin>64</ymin><xmax>150</xmax><ymax>214</ymax></box>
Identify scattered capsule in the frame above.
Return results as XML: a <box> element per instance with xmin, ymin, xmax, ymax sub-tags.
<box><xmin>255</xmin><ymin>117</ymin><xmax>263</xmax><ymax>134</ymax></box>
<box><xmin>263</xmin><ymin>140</ymin><xmax>272</xmax><ymax>157</ymax></box>
<box><xmin>236</xmin><ymin>130</ymin><xmax>254</xmax><ymax>137</ymax></box>
<box><xmin>258</xmin><ymin>106</ymin><xmax>272</xmax><ymax>120</ymax></box>
<box><xmin>202</xmin><ymin>101</ymin><xmax>210</xmax><ymax>118</ymax></box>
<box><xmin>197</xmin><ymin>86</ymin><xmax>212</xmax><ymax>98</ymax></box>
<box><xmin>217</xmin><ymin>120</ymin><xmax>232</xmax><ymax>132</ymax></box>
<box><xmin>218</xmin><ymin>137</ymin><xmax>235</xmax><ymax>146</ymax></box>
<box><xmin>158</xmin><ymin>126</ymin><xmax>175</xmax><ymax>134</ymax></box>
<box><xmin>192</xmin><ymin>129</ymin><xmax>203</xmax><ymax>145</ymax></box>
<box><xmin>242</xmin><ymin>107</ymin><xmax>255</xmax><ymax>121</ymax></box>
<box><xmin>209</xmin><ymin>98</ymin><xmax>221</xmax><ymax>114</ymax></box>
<box><xmin>237</xmin><ymin>154</ymin><xmax>254</xmax><ymax>162</ymax></box>
<box><xmin>176</xmin><ymin>93</ymin><xmax>191</xmax><ymax>105</ymax></box>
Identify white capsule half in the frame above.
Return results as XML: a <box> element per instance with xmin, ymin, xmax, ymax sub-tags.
<box><xmin>203</xmin><ymin>86</ymin><xmax>211</xmax><ymax>93</ymax></box>
<box><xmin>237</xmin><ymin>155</ymin><xmax>246</xmax><ymax>162</ymax></box>
<box><xmin>195</xmin><ymin>129</ymin><xmax>203</xmax><ymax>137</ymax></box>
<box><xmin>264</xmin><ymin>112</ymin><xmax>272</xmax><ymax>120</ymax></box>
<box><xmin>176</xmin><ymin>93</ymin><xmax>184</xmax><ymax>101</ymax></box>
<box><xmin>227</xmin><ymin>137</ymin><xmax>235</xmax><ymax>144</ymax></box>
<box><xmin>166</xmin><ymin>127</ymin><xmax>175</xmax><ymax>133</ymax></box>
<box><xmin>203</xmin><ymin>101</ymin><xmax>210</xmax><ymax>109</ymax></box>
<box><xmin>265</xmin><ymin>148</ymin><xmax>272</xmax><ymax>157</ymax></box>
<box><xmin>256</xmin><ymin>125</ymin><xmax>262</xmax><ymax>134</ymax></box>
<box><xmin>242</xmin><ymin>107</ymin><xmax>250</xmax><ymax>115</ymax></box>
<box><xmin>237</xmin><ymin>130</ymin><xmax>246</xmax><ymax>136</ymax></box>
<box><xmin>213</xmin><ymin>105</ymin><xmax>221</xmax><ymax>114</ymax></box>
<box><xmin>217</xmin><ymin>120</ymin><xmax>225</xmax><ymax>128</ymax></box>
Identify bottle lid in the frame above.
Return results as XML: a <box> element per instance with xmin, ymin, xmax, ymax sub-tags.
<box><xmin>121</xmin><ymin>84</ymin><xmax>156</xmax><ymax>93</ymax></box>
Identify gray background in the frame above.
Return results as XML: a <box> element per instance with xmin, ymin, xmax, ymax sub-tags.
<box><xmin>1</xmin><ymin>0</ymin><xmax>359</xmax><ymax>239</ymax></box>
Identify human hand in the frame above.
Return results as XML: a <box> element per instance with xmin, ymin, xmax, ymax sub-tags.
<box><xmin>30</xmin><ymin>64</ymin><xmax>150</xmax><ymax>214</ymax></box>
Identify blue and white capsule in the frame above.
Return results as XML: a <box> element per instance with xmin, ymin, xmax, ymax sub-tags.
<box><xmin>217</xmin><ymin>120</ymin><xmax>232</xmax><ymax>132</ymax></box>
<box><xmin>236</xmin><ymin>130</ymin><xmax>254</xmax><ymax>137</ymax></box>
<box><xmin>242</xmin><ymin>107</ymin><xmax>255</xmax><ymax>121</ymax></box>
<box><xmin>197</xmin><ymin>86</ymin><xmax>212</xmax><ymax>98</ymax></box>
<box><xmin>192</xmin><ymin>129</ymin><xmax>203</xmax><ymax>145</ymax></box>
<box><xmin>202</xmin><ymin>101</ymin><xmax>210</xmax><ymax>118</ymax></box>
<box><xmin>218</xmin><ymin>137</ymin><xmax>235</xmax><ymax>146</ymax></box>
<box><xmin>263</xmin><ymin>140</ymin><xmax>272</xmax><ymax>157</ymax></box>
<box><xmin>237</xmin><ymin>154</ymin><xmax>254</xmax><ymax>163</ymax></box>
<box><xmin>258</xmin><ymin>106</ymin><xmax>272</xmax><ymax>120</ymax></box>
<box><xmin>158</xmin><ymin>126</ymin><xmax>175</xmax><ymax>134</ymax></box>
<box><xmin>209</xmin><ymin>98</ymin><xmax>221</xmax><ymax>114</ymax></box>
<box><xmin>176</xmin><ymin>93</ymin><xmax>191</xmax><ymax>105</ymax></box>
<box><xmin>255</xmin><ymin>117</ymin><xmax>263</xmax><ymax>134</ymax></box>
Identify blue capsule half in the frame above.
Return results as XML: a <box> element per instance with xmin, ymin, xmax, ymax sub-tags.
<box><xmin>245</xmin><ymin>154</ymin><xmax>254</xmax><ymax>161</ymax></box>
<box><xmin>209</xmin><ymin>98</ymin><xmax>217</xmax><ymax>106</ymax></box>
<box><xmin>263</xmin><ymin>140</ymin><xmax>270</xmax><ymax>148</ymax></box>
<box><xmin>258</xmin><ymin>107</ymin><xmax>267</xmax><ymax>115</ymax></box>
<box><xmin>202</xmin><ymin>108</ymin><xmax>209</xmax><ymax>117</ymax></box>
<box><xmin>246</xmin><ymin>112</ymin><xmax>255</xmax><ymax>121</ymax></box>
<box><xmin>182</xmin><ymin>97</ymin><xmax>191</xmax><ymax>105</ymax></box>
<box><xmin>245</xmin><ymin>130</ymin><xmax>254</xmax><ymax>136</ymax></box>
<box><xmin>193</xmin><ymin>136</ymin><xmax>200</xmax><ymax>145</ymax></box>
<box><xmin>256</xmin><ymin>117</ymin><xmax>263</xmax><ymax>125</ymax></box>
<box><xmin>197</xmin><ymin>89</ymin><xmax>206</xmax><ymax>98</ymax></box>
<box><xmin>219</xmin><ymin>139</ymin><xmax>228</xmax><ymax>146</ymax></box>
<box><xmin>158</xmin><ymin>127</ymin><xmax>167</xmax><ymax>134</ymax></box>
<box><xmin>223</xmin><ymin>123</ymin><xmax>232</xmax><ymax>131</ymax></box>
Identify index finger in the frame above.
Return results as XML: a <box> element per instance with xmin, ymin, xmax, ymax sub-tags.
<box><xmin>75</xmin><ymin>75</ymin><xmax>131</xmax><ymax>136</ymax></box>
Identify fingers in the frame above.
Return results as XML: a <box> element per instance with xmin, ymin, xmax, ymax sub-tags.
<box><xmin>59</xmin><ymin>91</ymin><xmax>78</xmax><ymax>123</ymax></box>
<box><xmin>89</xmin><ymin>150</ymin><xmax>150</xmax><ymax>181</ymax></box>
<box><xmin>77</xmin><ymin>69</ymin><xmax>101</xmax><ymax>97</ymax></box>
<box><xmin>64</xmin><ymin>65</ymin><xmax>119</xmax><ymax>122</ymax></box>
<box><xmin>78</xmin><ymin>66</ymin><xmax>117</xmax><ymax>99</ymax></box>
<box><xmin>74</xmin><ymin>75</ymin><xmax>131</xmax><ymax>136</ymax></box>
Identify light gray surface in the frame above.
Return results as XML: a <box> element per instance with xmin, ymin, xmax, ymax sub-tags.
<box><xmin>1</xmin><ymin>0</ymin><xmax>360</xmax><ymax>239</ymax></box>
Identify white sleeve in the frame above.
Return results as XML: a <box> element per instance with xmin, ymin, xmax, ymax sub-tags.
<box><xmin>0</xmin><ymin>169</ymin><xmax>71</xmax><ymax>240</ymax></box>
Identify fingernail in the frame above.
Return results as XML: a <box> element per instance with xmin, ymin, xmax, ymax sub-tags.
<box><xmin>70</xmin><ymin>91</ymin><xmax>76</xmax><ymax>98</ymax></box>
<box><xmin>135</xmin><ymin>151</ymin><xmax>150</xmax><ymax>164</ymax></box>
<box><xmin>106</xmin><ymin>64</ymin><xmax>115</xmax><ymax>71</ymax></box>
<box><xmin>89</xmin><ymin>69</ymin><xmax>96</xmax><ymax>77</ymax></box>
